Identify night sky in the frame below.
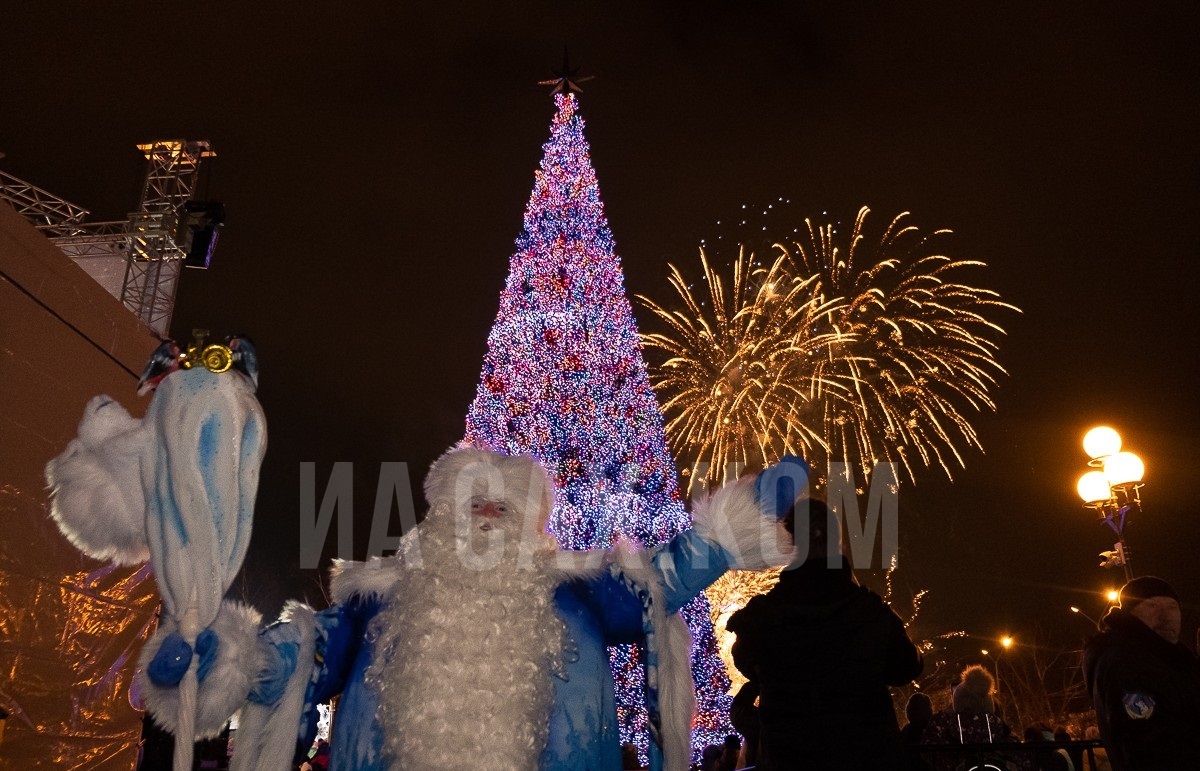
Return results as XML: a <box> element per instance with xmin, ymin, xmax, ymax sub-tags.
<box><xmin>5</xmin><ymin>2</ymin><xmax>1200</xmax><ymax>664</ymax></box>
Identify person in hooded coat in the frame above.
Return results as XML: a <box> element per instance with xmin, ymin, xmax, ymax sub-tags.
<box><xmin>921</xmin><ymin>665</ymin><xmax>1013</xmax><ymax>746</ymax></box>
<box><xmin>920</xmin><ymin>665</ymin><xmax>1016</xmax><ymax>771</ymax></box>
<box><xmin>726</xmin><ymin>497</ymin><xmax>923</xmax><ymax>770</ymax></box>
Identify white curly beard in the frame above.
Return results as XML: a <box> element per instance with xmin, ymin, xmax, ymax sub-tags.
<box><xmin>365</xmin><ymin>502</ymin><xmax>568</xmax><ymax>770</ymax></box>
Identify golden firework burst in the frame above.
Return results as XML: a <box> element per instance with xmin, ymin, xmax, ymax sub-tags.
<box><xmin>641</xmin><ymin>206</ymin><xmax>1019</xmax><ymax>485</ymax></box>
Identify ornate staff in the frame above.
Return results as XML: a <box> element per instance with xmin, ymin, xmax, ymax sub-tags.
<box><xmin>47</xmin><ymin>331</ymin><xmax>266</xmax><ymax>771</ymax></box>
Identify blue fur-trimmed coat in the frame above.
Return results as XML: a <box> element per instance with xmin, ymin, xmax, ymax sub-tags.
<box><xmin>139</xmin><ymin>474</ymin><xmax>781</xmax><ymax>771</ymax></box>
<box><xmin>304</xmin><ymin>530</ymin><xmax>725</xmax><ymax>771</ymax></box>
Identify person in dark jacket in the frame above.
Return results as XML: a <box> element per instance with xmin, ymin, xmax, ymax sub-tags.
<box><xmin>727</xmin><ymin>496</ymin><xmax>923</xmax><ymax>770</ymax></box>
<box><xmin>1083</xmin><ymin>576</ymin><xmax>1200</xmax><ymax>770</ymax></box>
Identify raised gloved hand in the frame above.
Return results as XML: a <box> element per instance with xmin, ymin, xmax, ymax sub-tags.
<box><xmin>754</xmin><ymin>454</ymin><xmax>811</xmax><ymax>518</ymax></box>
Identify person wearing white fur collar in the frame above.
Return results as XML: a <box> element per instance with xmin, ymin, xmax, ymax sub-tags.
<box><xmin>135</xmin><ymin>445</ymin><xmax>799</xmax><ymax>771</ymax></box>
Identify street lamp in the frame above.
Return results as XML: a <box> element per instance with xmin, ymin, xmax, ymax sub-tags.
<box><xmin>980</xmin><ymin>635</ymin><xmax>1013</xmax><ymax>705</ymax></box>
<box><xmin>1069</xmin><ymin>605</ymin><xmax>1099</xmax><ymax>629</ymax></box>
<box><xmin>1076</xmin><ymin>426</ymin><xmax>1144</xmax><ymax>582</ymax></box>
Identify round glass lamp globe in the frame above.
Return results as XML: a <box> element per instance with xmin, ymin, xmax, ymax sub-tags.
<box><xmin>1104</xmin><ymin>451</ymin><xmax>1144</xmax><ymax>487</ymax></box>
<box><xmin>1077</xmin><ymin>470</ymin><xmax>1112</xmax><ymax>504</ymax></box>
<box><xmin>1083</xmin><ymin>426</ymin><xmax>1122</xmax><ymax>459</ymax></box>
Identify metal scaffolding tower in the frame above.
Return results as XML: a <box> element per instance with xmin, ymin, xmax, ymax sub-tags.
<box><xmin>0</xmin><ymin>140</ymin><xmax>215</xmax><ymax>336</ymax></box>
<box><xmin>118</xmin><ymin>140</ymin><xmax>214</xmax><ymax>336</ymax></box>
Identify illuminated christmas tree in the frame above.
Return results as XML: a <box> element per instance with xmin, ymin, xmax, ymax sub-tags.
<box><xmin>464</xmin><ymin>90</ymin><xmax>733</xmax><ymax>756</ymax></box>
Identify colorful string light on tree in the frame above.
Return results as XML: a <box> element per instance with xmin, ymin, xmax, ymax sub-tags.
<box><xmin>464</xmin><ymin>92</ymin><xmax>733</xmax><ymax>758</ymax></box>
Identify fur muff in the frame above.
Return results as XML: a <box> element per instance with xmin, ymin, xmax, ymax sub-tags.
<box><xmin>45</xmin><ymin>395</ymin><xmax>150</xmax><ymax>565</ymax></box>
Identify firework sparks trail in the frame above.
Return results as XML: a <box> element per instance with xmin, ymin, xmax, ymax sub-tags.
<box><xmin>641</xmin><ymin>206</ymin><xmax>1019</xmax><ymax>486</ymax></box>
<box><xmin>638</xmin><ymin>248</ymin><xmax>849</xmax><ymax>485</ymax></box>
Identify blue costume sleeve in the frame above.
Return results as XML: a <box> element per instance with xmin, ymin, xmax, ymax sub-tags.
<box><xmin>297</xmin><ymin>597</ymin><xmax>380</xmax><ymax>746</ymax></box>
<box><xmin>591</xmin><ymin>455</ymin><xmax>798</xmax><ymax>623</ymax></box>
<box><xmin>245</xmin><ymin>597</ymin><xmax>377</xmax><ymax>756</ymax></box>
<box><xmin>309</xmin><ymin>597</ymin><xmax>378</xmax><ymax>704</ymax></box>
<box><xmin>577</xmin><ymin>529</ymin><xmax>732</xmax><ymax>641</ymax></box>
<box><xmin>649</xmin><ymin>528</ymin><xmax>732</xmax><ymax>614</ymax></box>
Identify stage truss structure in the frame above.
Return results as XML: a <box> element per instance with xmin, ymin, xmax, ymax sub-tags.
<box><xmin>0</xmin><ymin>140</ymin><xmax>215</xmax><ymax>336</ymax></box>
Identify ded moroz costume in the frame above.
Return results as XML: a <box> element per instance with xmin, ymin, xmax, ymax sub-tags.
<box><xmin>45</xmin><ymin>340</ymin><xmax>795</xmax><ymax>771</ymax></box>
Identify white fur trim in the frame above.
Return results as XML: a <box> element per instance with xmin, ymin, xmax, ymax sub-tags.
<box><xmin>423</xmin><ymin>445</ymin><xmax>553</xmax><ymax>523</ymax></box>
<box><xmin>329</xmin><ymin>557</ymin><xmax>403</xmax><ymax>604</ymax></box>
<box><xmin>691</xmin><ymin>475</ymin><xmax>794</xmax><ymax>570</ymax></box>
<box><xmin>137</xmin><ymin>601</ymin><xmax>264</xmax><ymax>738</ymax></box>
<box><xmin>230</xmin><ymin>602</ymin><xmax>317</xmax><ymax>771</ymax></box>
<box><xmin>610</xmin><ymin>542</ymin><xmax>694</xmax><ymax>771</ymax></box>
<box><xmin>546</xmin><ymin>546</ymin><xmax>618</xmax><ymax>581</ymax></box>
<box><xmin>45</xmin><ymin>395</ymin><xmax>150</xmax><ymax>565</ymax></box>
<box><xmin>658</xmin><ymin>613</ymin><xmax>697</xmax><ymax>771</ymax></box>
<box><xmin>328</xmin><ymin>542</ymin><xmax>612</xmax><ymax>609</ymax></box>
